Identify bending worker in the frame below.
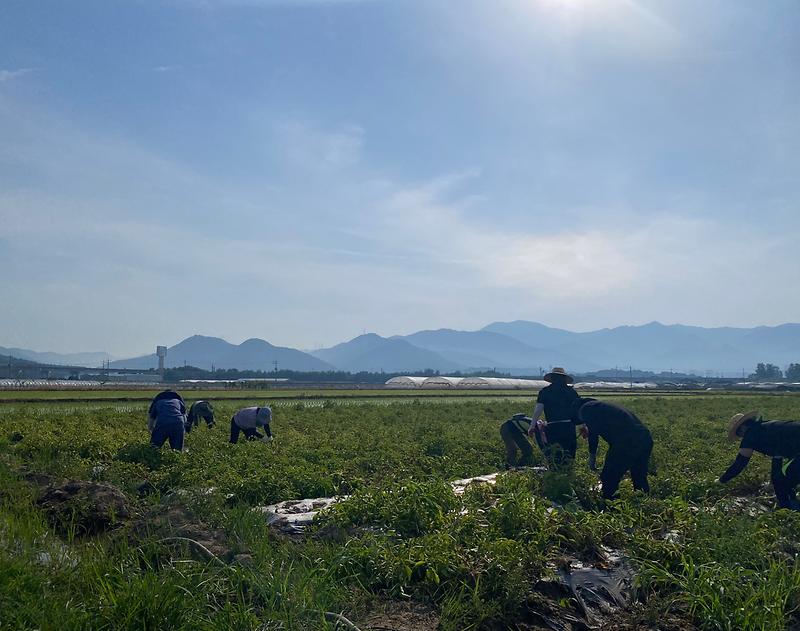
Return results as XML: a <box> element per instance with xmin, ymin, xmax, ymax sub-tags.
<box><xmin>230</xmin><ymin>405</ymin><xmax>273</xmax><ymax>444</ymax></box>
<box><xmin>186</xmin><ymin>400</ymin><xmax>215</xmax><ymax>433</ymax></box>
<box><xmin>529</xmin><ymin>367</ymin><xmax>580</xmax><ymax>468</ymax></box>
<box><xmin>570</xmin><ymin>397</ymin><xmax>653</xmax><ymax>500</ymax></box>
<box><xmin>500</xmin><ymin>413</ymin><xmax>535</xmax><ymax>468</ymax></box>
<box><xmin>148</xmin><ymin>390</ymin><xmax>187</xmax><ymax>451</ymax></box>
<box><xmin>720</xmin><ymin>411</ymin><xmax>800</xmax><ymax>511</ymax></box>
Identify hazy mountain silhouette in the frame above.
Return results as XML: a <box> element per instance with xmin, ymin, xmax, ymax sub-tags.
<box><xmin>110</xmin><ymin>335</ymin><xmax>333</xmax><ymax>371</ymax></box>
<box><xmin>396</xmin><ymin>328</ymin><xmax>594</xmax><ymax>372</ymax></box>
<box><xmin>311</xmin><ymin>333</ymin><xmax>459</xmax><ymax>373</ymax></box>
<box><xmin>483</xmin><ymin>320</ymin><xmax>800</xmax><ymax>374</ymax></box>
<box><xmin>0</xmin><ymin>347</ymin><xmax>112</xmax><ymax>368</ymax></box>
<box><xmin>14</xmin><ymin>321</ymin><xmax>800</xmax><ymax>375</ymax></box>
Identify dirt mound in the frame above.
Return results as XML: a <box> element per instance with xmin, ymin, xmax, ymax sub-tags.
<box><xmin>37</xmin><ymin>479</ymin><xmax>132</xmax><ymax>536</ymax></box>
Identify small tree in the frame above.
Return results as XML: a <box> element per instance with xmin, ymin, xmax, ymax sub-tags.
<box><xmin>786</xmin><ymin>363</ymin><xmax>800</xmax><ymax>381</ymax></box>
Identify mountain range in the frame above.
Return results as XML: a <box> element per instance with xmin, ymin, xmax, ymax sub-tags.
<box><xmin>108</xmin><ymin>336</ymin><xmax>333</xmax><ymax>372</ymax></box>
<box><xmin>0</xmin><ymin>346</ymin><xmax>113</xmax><ymax>368</ymax></box>
<box><xmin>7</xmin><ymin>321</ymin><xmax>800</xmax><ymax>376</ymax></box>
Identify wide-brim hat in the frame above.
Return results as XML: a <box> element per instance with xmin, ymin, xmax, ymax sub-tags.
<box><xmin>544</xmin><ymin>367</ymin><xmax>573</xmax><ymax>384</ymax></box>
<box><xmin>727</xmin><ymin>410</ymin><xmax>759</xmax><ymax>442</ymax></box>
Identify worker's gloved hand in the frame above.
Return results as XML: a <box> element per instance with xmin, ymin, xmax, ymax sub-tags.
<box><xmin>588</xmin><ymin>453</ymin><xmax>598</xmax><ymax>472</ymax></box>
<box><xmin>262</xmin><ymin>435</ymin><xmax>273</xmax><ymax>443</ymax></box>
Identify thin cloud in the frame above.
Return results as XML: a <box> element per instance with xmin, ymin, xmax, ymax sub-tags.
<box><xmin>0</xmin><ymin>68</ymin><xmax>35</xmax><ymax>82</ymax></box>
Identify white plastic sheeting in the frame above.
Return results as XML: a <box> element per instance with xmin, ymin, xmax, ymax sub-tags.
<box><xmin>0</xmin><ymin>379</ymin><xmax>103</xmax><ymax>389</ymax></box>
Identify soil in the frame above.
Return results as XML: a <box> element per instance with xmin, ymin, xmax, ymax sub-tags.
<box><xmin>360</xmin><ymin>600</ymin><xmax>440</xmax><ymax>631</ymax></box>
<box><xmin>35</xmin><ymin>478</ymin><xmax>132</xmax><ymax>536</ymax></box>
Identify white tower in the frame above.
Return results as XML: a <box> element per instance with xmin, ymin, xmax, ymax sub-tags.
<box><xmin>156</xmin><ymin>346</ymin><xmax>167</xmax><ymax>379</ymax></box>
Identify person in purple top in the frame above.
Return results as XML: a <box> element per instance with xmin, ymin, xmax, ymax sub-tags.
<box><xmin>229</xmin><ymin>405</ymin><xmax>273</xmax><ymax>443</ymax></box>
<box><xmin>147</xmin><ymin>390</ymin><xmax>187</xmax><ymax>451</ymax></box>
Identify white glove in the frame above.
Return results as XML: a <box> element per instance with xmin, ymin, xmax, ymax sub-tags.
<box><xmin>262</xmin><ymin>435</ymin><xmax>273</xmax><ymax>442</ymax></box>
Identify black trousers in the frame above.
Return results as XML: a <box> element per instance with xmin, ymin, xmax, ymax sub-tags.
<box><xmin>600</xmin><ymin>438</ymin><xmax>653</xmax><ymax>500</ymax></box>
<box><xmin>500</xmin><ymin>420</ymin><xmax>533</xmax><ymax>467</ymax></box>
<box><xmin>771</xmin><ymin>457</ymin><xmax>800</xmax><ymax>509</ymax></box>
<box><xmin>542</xmin><ymin>427</ymin><xmax>576</xmax><ymax>470</ymax></box>
<box><xmin>229</xmin><ymin>417</ymin><xmax>263</xmax><ymax>444</ymax></box>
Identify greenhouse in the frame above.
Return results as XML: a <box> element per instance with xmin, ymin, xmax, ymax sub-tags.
<box><xmin>420</xmin><ymin>376</ymin><xmax>464</xmax><ymax>388</ymax></box>
<box><xmin>384</xmin><ymin>376</ymin><xmax>427</xmax><ymax>388</ymax></box>
<box><xmin>384</xmin><ymin>376</ymin><xmax>548</xmax><ymax>389</ymax></box>
<box><xmin>458</xmin><ymin>377</ymin><xmax>547</xmax><ymax>389</ymax></box>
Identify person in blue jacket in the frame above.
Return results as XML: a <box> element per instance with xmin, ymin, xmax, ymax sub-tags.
<box><xmin>147</xmin><ymin>390</ymin><xmax>187</xmax><ymax>451</ymax></box>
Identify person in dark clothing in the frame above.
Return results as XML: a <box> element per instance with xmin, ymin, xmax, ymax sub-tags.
<box><xmin>530</xmin><ymin>367</ymin><xmax>580</xmax><ymax>469</ymax></box>
<box><xmin>229</xmin><ymin>405</ymin><xmax>273</xmax><ymax>444</ymax></box>
<box><xmin>500</xmin><ymin>413</ymin><xmax>536</xmax><ymax>468</ymax></box>
<box><xmin>570</xmin><ymin>397</ymin><xmax>653</xmax><ymax>500</ymax></box>
<box><xmin>186</xmin><ymin>400</ymin><xmax>215</xmax><ymax>433</ymax></box>
<box><xmin>720</xmin><ymin>411</ymin><xmax>800</xmax><ymax>510</ymax></box>
<box><xmin>148</xmin><ymin>390</ymin><xmax>187</xmax><ymax>451</ymax></box>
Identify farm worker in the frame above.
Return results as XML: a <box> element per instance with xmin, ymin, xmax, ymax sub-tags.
<box><xmin>500</xmin><ymin>413</ymin><xmax>536</xmax><ymax>468</ymax></box>
<box><xmin>147</xmin><ymin>390</ymin><xmax>187</xmax><ymax>451</ymax></box>
<box><xmin>229</xmin><ymin>405</ymin><xmax>273</xmax><ymax>444</ymax></box>
<box><xmin>719</xmin><ymin>411</ymin><xmax>800</xmax><ymax>510</ymax></box>
<box><xmin>186</xmin><ymin>400</ymin><xmax>215</xmax><ymax>433</ymax></box>
<box><xmin>529</xmin><ymin>368</ymin><xmax>581</xmax><ymax>469</ymax></box>
<box><xmin>570</xmin><ymin>398</ymin><xmax>653</xmax><ymax>500</ymax></box>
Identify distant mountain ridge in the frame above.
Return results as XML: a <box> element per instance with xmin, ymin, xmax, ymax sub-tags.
<box><xmin>311</xmin><ymin>333</ymin><xmax>460</xmax><ymax>373</ymax></box>
<box><xmin>0</xmin><ymin>346</ymin><xmax>112</xmax><ymax>368</ymax></box>
<box><xmin>9</xmin><ymin>321</ymin><xmax>800</xmax><ymax>376</ymax></box>
<box><xmin>110</xmin><ymin>335</ymin><xmax>333</xmax><ymax>372</ymax></box>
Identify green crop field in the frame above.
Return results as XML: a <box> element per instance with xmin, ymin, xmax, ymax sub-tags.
<box><xmin>1</xmin><ymin>392</ymin><xmax>799</xmax><ymax>630</ymax></box>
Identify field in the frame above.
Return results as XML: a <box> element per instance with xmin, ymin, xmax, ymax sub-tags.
<box><xmin>1</xmin><ymin>392</ymin><xmax>799</xmax><ymax>630</ymax></box>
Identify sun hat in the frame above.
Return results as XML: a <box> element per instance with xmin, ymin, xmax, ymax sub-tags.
<box><xmin>727</xmin><ymin>410</ymin><xmax>759</xmax><ymax>442</ymax></box>
<box><xmin>544</xmin><ymin>367</ymin><xmax>573</xmax><ymax>384</ymax></box>
<box><xmin>257</xmin><ymin>406</ymin><xmax>272</xmax><ymax>422</ymax></box>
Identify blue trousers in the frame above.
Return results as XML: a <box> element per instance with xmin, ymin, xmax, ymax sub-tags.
<box><xmin>151</xmin><ymin>423</ymin><xmax>184</xmax><ymax>450</ymax></box>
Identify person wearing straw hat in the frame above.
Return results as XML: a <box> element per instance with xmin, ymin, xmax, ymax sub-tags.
<box><xmin>570</xmin><ymin>397</ymin><xmax>653</xmax><ymax>500</ymax></box>
<box><xmin>529</xmin><ymin>367</ymin><xmax>580</xmax><ymax>469</ymax></box>
<box><xmin>720</xmin><ymin>411</ymin><xmax>800</xmax><ymax>510</ymax></box>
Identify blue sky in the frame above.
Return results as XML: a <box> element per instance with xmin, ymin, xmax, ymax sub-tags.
<box><xmin>1</xmin><ymin>0</ymin><xmax>798</xmax><ymax>357</ymax></box>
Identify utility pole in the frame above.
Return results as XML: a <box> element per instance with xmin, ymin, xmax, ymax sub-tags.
<box><xmin>629</xmin><ymin>365</ymin><xmax>633</xmax><ymax>388</ymax></box>
<box><xmin>273</xmin><ymin>360</ymin><xmax>278</xmax><ymax>380</ymax></box>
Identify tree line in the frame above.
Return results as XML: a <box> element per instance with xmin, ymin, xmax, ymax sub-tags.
<box><xmin>751</xmin><ymin>363</ymin><xmax>800</xmax><ymax>381</ymax></box>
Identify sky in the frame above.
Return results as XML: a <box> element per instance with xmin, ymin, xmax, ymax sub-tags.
<box><xmin>1</xmin><ymin>0</ymin><xmax>798</xmax><ymax>357</ymax></box>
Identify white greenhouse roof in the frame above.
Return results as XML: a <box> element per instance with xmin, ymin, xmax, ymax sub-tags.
<box><xmin>384</xmin><ymin>376</ymin><xmax>548</xmax><ymax>389</ymax></box>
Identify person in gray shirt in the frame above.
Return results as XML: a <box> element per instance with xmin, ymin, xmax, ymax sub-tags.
<box><xmin>229</xmin><ymin>405</ymin><xmax>273</xmax><ymax>443</ymax></box>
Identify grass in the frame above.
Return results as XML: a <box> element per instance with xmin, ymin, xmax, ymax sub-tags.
<box><xmin>1</xmin><ymin>393</ymin><xmax>799</xmax><ymax>629</ymax></box>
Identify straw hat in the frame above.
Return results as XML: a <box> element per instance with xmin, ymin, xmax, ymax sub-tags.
<box><xmin>727</xmin><ymin>410</ymin><xmax>759</xmax><ymax>442</ymax></box>
<box><xmin>544</xmin><ymin>367</ymin><xmax>573</xmax><ymax>384</ymax></box>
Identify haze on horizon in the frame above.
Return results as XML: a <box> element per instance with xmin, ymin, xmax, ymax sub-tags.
<box><xmin>1</xmin><ymin>0</ymin><xmax>798</xmax><ymax>358</ymax></box>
